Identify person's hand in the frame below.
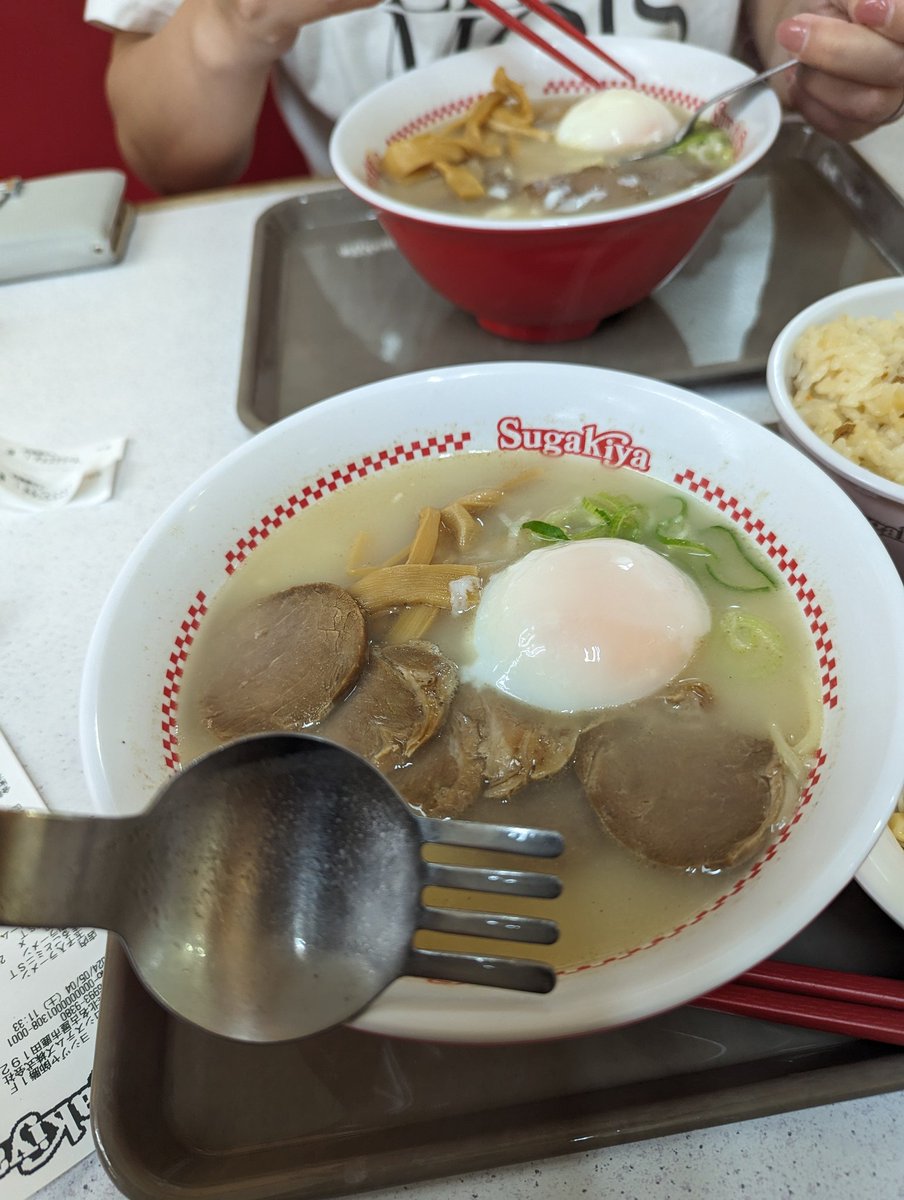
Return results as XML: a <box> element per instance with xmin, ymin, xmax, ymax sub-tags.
<box><xmin>204</xmin><ymin>0</ymin><xmax>382</xmax><ymax>67</ymax></box>
<box><xmin>774</xmin><ymin>1</ymin><xmax>904</xmax><ymax>139</ymax></box>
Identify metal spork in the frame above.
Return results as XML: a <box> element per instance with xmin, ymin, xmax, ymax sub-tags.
<box><xmin>0</xmin><ymin>734</ymin><xmax>563</xmax><ymax>1043</ymax></box>
<box><xmin>619</xmin><ymin>59</ymin><xmax>798</xmax><ymax>163</ymax></box>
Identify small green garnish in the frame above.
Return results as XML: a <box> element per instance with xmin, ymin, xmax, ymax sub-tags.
<box><xmin>702</xmin><ymin>525</ymin><xmax>776</xmax><ymax>592</ymax></box>
<box><xmin>521</xmin><ymin>520</ymin><xmax>569</xmax><ymax>541</ymax></box>
<box><xmin>657</xmin><ymin>535</ymin><xmax>714</xmax><ymax>555</ymax></box>
<box><xmin>668</xmin><ymin>124</ymin><xmax>734</xmax><ymax>171</ymax></box>
<box><xmin>522</xmin><ymin>494</ymin><xmax>776</xmax><ymax>594</ymax></box>
<box><xmin>522</xmin><ymin>491</ymin><xmax>648</xmax><ymax>544</ymax></box>
<box><xmin>581</xmin><ymin>492</ymin><xmax>648</xmax><ymax>541</ymax></box>
<box><xmin>655</xmin><ymin>496</ymin><xmax>688</xmax><ymax>540</ymax></box>
<box><xmin>720</xmin><ymin>610</ymin><xmax>784</xmax><ymax>677</ymax></box>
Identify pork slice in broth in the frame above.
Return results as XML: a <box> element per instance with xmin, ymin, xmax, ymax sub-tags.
<box><xmin>525</xmin><ymin>165</ymin><xmax>645</xmax><ymax>214</ymax></box>
<box><xmin>524</xmin><ymin>155</ymin><xmax>717</xmax><ymax>215</ymax></box>
<box><xmin>470</xmin><ymin>688</ymin><xmax>580</xmax><ymax>800</ymax></box>
<box><xmin>201</xmin><ymin>583</ymin><xmax>367</xmax><ymax>739</ymax></box>
<box><xmin>320</xmin><ymin>641</ymin><xmax>458</xmax><ymax>771</ymax></box>
<box><xmin>393</xmin><ymin>691</ymin><xmax>485</xmax><ymax>818</ymax></box>
<box><xmin>395</xmin><ymin>684</ymin><xmax>580</xmax><ymax>816</ymax></box>
<box><xmin>575</xmin><ymin>687</ymin><xmax>785</xmax><ymax>871</ymax></box>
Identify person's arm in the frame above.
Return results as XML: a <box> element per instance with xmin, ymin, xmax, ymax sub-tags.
<box><xmin>746</xmin><ymin>1</ymin><xmax>904</xmax><ymax>140</ymax></box>
<box><xmin>103</xmin><ymin>0</ymin><xmax>376</xmax><ymax>194</ymax></box>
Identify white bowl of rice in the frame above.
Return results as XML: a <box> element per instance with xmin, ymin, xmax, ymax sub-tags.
<box><xmin>766</xmin><ymin>277</ymin><xmax>904</xmax><ymax>577</ymax></box>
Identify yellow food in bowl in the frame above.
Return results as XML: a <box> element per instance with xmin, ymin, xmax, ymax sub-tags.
<box><xmin>789</xmin><ymin>313</ymin><xmax>904</xmax><ymax>487</ymax></box>
<box><xmin>890</xmin><ymin>799</ymin><xmax>904</xmax><ymax>849</ymax></box>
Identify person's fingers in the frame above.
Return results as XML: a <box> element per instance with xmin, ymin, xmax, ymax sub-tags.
<box><xmin>786</xmin><ymin>66</ymin><xmax>904</xmax><ymax>136</ymax></box>
<box><xmin>850</xmin><ymin>0</ymin><xmax>904</xmax><ymax>43</ymax></box>
<box><xmin>777</xmin><ymin>14</ymin><xmax>904</xmax><ymax>87</ymax></box>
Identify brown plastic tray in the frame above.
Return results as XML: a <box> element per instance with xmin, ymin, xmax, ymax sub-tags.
<box><xmin>91</xmin><ymin>882</ymin><xmax>904</xmax><ymax>1200</ymax></box>
<box><xmin>236</xmin><ymin>121</ymin><xmax>904</xmax><ymax>431</ymax></box>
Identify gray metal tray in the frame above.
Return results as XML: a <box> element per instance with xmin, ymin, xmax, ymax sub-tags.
<box><xmin>91</xmin><ymin>884</ymin><xmax>904</xmax><ymax>1200</ymax></box>
<box><xmin>91</xmin><ymin>120</ymin><xmax>904</xmax><ymax>1200</ymax></box>
<box><xmin>237</xmin><ymin>122</ymin><xmax>904</xmax><ymax>431</ymax></box>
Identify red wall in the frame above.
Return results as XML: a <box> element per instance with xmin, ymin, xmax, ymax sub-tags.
<box><xmin>4</xmin><ymin>3</ymin><xmax>309</xmax><ymax>201</ymax></box>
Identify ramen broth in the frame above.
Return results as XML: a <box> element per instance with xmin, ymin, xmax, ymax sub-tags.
<box><xmin>176</xmin><ymin>452</ymin><xmax>821</xmax><ymax>969</ymax></box>
<box><xmin>377</xmin><ymin>95</ymin><xmax>734</xmax><ymax>220</ymax></box>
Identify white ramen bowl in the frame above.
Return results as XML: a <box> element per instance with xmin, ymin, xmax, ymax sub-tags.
<box><xmin>80</xmin><ymin>362</ymin><xmax>904</xmax><ymax>1043</ymax></box>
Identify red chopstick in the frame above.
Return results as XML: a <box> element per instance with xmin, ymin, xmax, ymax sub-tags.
<box><xmin>692</xmin><ymin>961</ymin><xmax>904</xmax><ymax>1046</ymax></box>
<box><xmin>740</xmin><ymin>960</ymin><xmax>904</xmax><ymax>1009</ymax></box>
<box><xmin>470</xmin><ymin>0</ymin><xmax>636</xmax><ymax>89</ymax></box>
<box><xmin>518</xmin><ymin>0</ymin><xmax>637</xmax><ymax>85</ymax></box>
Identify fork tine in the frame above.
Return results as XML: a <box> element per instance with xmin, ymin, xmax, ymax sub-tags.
<box><xmin>424</xmin><ymin>860</ymin><xmax>562</xmax><ymax>899</ymax></box>
<box><xmin>418</xmin><ymin>815</ymin><xmax>564</xmax><ymax>859</ymax></box>
<box><xmin>406</xmin><ymin>947</ymin><xmax>556</xmax><ymax>993</ymax></box>
<box><xmin>419</xmin><ymin>904</ymin><xmax>559</xmax><ymax>945</ymax></box>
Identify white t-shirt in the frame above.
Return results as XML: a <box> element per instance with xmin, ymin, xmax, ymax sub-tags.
<box><xmin>85</xmin><ymin>0</ymin><xmax>742</xmax><ymax>173</ymax></box>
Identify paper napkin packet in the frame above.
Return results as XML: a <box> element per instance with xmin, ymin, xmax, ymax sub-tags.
<box><xmin>0</xmin><ymin>433</ymin><xmax>127</xmax><ymax>511</ymax></box>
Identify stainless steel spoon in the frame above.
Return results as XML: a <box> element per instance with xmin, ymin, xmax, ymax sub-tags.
<box><xmin>620</xmin><ymin>58</ymin><xmax>798</xmax><ymax>164</ymax></box>
<box><xmin>0</xmin><ymin>734</ymin><xmax>564</xmax><ymax>1043</ymax></box>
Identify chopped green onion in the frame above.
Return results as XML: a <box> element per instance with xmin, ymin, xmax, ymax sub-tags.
<box><xmin>655</xmin><ymin>497</ymin><xmax>688</xmax><ymax>541</ymax></box>
<box><xmin>582</xmin><ymin>493</ymin><xmax>629</xmax><ymax>519</ymax></box>
<box><xmin>524</xmin><ymin>492</ymin><xmax>650</xmax><ymax>544</ymax></box>
<box><xmin>669</xmin><ymin>125</ymin><xmax>734</xmax><ymax>171</ymax></box>
<box><xmin>581</xmin><ymin>492</ymin><xmax>647</xmax><ymax>542</ymax></box>
<box><xmin>522</xmin><ymin>497</ymin><xmax>773</xmax><ymax>593</ymax></box>
<box><xmin>656</xmin><ymin>535</ymin><xmax>714</xmax><ymax>555</ymax></box>
<box><xmin>703</xmin><ymin>525</ymin><xmax>776</xmax><ymax>592</ymax></box>
<box><xmin>655</xmin><ymin>500</ymin><xmax>713</xmax><ymax>554</ymax></box>
<box><xmin>720</xmin><ymin>610</ymin><xmax>784</xmax><ymax>677</ymax></box>
<box><xmin>522</xmin><ymin>520</ymin><xmax>569</xmax><ymax>541</ymax></box>
<box><xmin>610</xmin><ymin>509</ymin><xmax>644</xmax><ymax>541</ymax></box>
<box><xmin>581</xmin><ymin>496</ymin><xmax>614</xmax><ymax>523</ymax></box>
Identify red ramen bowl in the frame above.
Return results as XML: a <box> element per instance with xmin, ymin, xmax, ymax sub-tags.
<box><xmin>330</xmin><ymin>37</ymin><xmax>781</xmax><ymax>342</ymax></box>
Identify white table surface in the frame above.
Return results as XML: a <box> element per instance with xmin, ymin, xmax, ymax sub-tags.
<box><xmin>2</xmin><ymin>125</ymin><xmax>903</xmax><ymax>1200</ymax></box>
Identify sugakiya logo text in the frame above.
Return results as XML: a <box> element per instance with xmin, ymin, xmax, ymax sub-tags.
<box><xmin>497</xmin><ymin>417</ymin><xmax>651</xmax><ymax>472</ymax></box>
<box><xmin>0</xmin><ymin>1077</ymin><xmax>90</xmax><ymax>1180</ymax></box>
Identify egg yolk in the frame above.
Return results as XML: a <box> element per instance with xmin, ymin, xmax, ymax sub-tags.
<box><xmin>554</xmin><ymin>89</ymin><xmax>680</xmax><ymax>155</ymax></box>
<box><xmin>465</xmin><ymin>539</ymin><xmax>711</xmax><ymax>714</ymax></box>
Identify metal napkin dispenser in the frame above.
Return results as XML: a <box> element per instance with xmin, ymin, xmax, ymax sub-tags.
<box><xmin>0</xmin><ymin>170</ymin><xmax>134</xmax><ymax>284</ymax></box>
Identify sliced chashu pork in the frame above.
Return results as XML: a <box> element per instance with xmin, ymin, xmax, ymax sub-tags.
<box><xmin>201</xmin><ymin>583</ymin><xmax>367</xmax><ymax>739</ymax></box>
<box><xmin>394</xmin><ymin>697</ymin><xmax>485</xmax><ymax>818</ymax></box>
<box><xmin>320</xmin><ymin>640</ymin><xmax>458</xmax><ymax>771</ymax></box>
<box><xmin>575</xmin><ymin>686</ymin><xmax>784</xmax><ymax>871</ymax></box>
<box><xmin>395</xmin><ymin>684</ymin><xmax>580</xmax><ymax>817</ymax></box>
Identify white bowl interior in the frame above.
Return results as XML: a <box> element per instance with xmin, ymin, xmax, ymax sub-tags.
<box><xmin>330</xmin><ymin>37</ymin><xmax>782</xmax><ymax>231</ymax></box>
<box><xmin>80</xmin><ymin>362</ymin><xmax>904</xmax><ymax>1042</ymax></box>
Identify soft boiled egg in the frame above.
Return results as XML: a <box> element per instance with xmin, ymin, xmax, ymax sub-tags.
<box><xmin>555</xmin><ymin>88</ymin><xmax>681</xmax><ymax>156</ymax></box>
<box><xmin>465</xmin><ymin>539</ymin><xmax>711</xmax><ymax>714</ymax></box>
